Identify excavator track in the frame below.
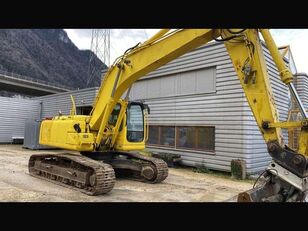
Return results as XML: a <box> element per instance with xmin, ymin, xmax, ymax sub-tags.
<box><xmin>28</xmin><ymin>153</ymin><xmax>115</xmax><ymax>196</ymax></box>
<box><xmin>107</xmin><ymin>152</ymin><xmax>169</xmax><ymax>183</ymax></box>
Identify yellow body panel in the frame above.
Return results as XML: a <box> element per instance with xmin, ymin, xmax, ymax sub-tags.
<box><xmin>40</xmin><ymin>116</ymin><xmax>95</xmax><ymax>151</ymax></box>
<box><xmin>39</xmin><ymin>101</ymin><xmax>146</xmax><ymax>152</ymax></box>
<box><xmin>114</xmin><ymin>129</ymin><xmax>145</xmax><ymax>151</ymax></box>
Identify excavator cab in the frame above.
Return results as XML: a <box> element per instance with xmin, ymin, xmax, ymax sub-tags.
<box><xmin>113</xmin><ymin>101</ymin><xmax>150</xmax><ymax>151</ymax></box>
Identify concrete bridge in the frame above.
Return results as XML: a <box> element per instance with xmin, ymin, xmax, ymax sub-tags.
<box><xmin>0</xmin><ymin>70</ymin><xmax>75</xmax><ymax>96</ymax></box>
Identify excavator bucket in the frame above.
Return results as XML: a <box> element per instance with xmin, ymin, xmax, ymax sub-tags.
<box><xmin>238</xmin><ymin>179</ymin><xmax>282</xmax><ymax>202</ymax></box>
<box><xmin>237</xmin><ymin>166</ymin><xmax>308</xmax><ymax>202</ymax></box>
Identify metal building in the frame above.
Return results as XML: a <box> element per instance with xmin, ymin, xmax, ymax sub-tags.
<box><xmin>37</xmin><ymin>87</ymin><xmax>99</xmax><ymax>118</ymax></box>
<box><xmin>294</xmin><ymin>73</ymin><xmax>308</xmax><ymax>109</ymax></box>
<box><xmin>36</xmin><ymin>70</ymin><xmax>108</xmax><ymax>118</ymax></box>
<box><xmin>287</xmin><ymin>73</ymin><xmax>308</xmax><ymax>150</ymax></box>
<box><xmin>129</xmin><ymin>42</ymin><xmax>291</xmax><ymax>174</ymax></box>
<box><xmin>0</xmin><ymin>96</ymin><xmax>40</xmax><ymax>143</ymax></box>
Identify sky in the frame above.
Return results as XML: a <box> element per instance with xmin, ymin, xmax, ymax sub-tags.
<box><xmin>64</xmin><ymin>29</ymin><xmax>308</xmax><ymax>73</ymax></box>
<box><xmin>65</xmin><ymin>29</ymin><xmax>160</xmax><ymax>66</ymax></box>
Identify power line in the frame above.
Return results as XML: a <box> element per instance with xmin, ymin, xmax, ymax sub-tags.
<box><xmin>86</xmin><ymin>29</ymin><xmax>111</xmax><ymax>87</ymax></box>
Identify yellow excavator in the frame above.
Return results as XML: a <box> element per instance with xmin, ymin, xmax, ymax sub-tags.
<box><xmin>29</xmin><ymin>29</ymin><xmax>308</xmax><ymax>202</ymax></box>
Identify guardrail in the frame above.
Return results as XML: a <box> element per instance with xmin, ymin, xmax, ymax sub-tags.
<box><xmin>0</xmin><ymin>69</ymin><xmax>76</xmax><ymax>90</ymax></box>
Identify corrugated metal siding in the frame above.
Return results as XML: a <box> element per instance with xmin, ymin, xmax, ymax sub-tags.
<box><xmin>0</xmin><ymin>97</ymin><xmax>40</xmax><ymax>143</ymax></box>
<box><xmin>130</xmin><ymin>42</ymin><xmax>290</xmax><ymax>174</ymax></box>
<box><xmin>294</xmin><ymin>74</ymin><xmax>308</xmax><ymax>109</ymax></box>
<box><xmin>36</xmin><ymin>87</ymin><xmax>99</xmax><ymax>118</ymax></box>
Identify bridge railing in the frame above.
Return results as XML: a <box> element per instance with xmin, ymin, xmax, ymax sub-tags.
<box><xmin>0</xmin><ymin>69</ymin><xmax>76</xmax><ymax>90</ymax></box>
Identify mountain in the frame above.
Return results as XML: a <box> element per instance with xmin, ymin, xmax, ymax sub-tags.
<box><xmin>0</xmin><ymin>29</ymin><xmax>107</xmax><ymax>90</ymax></box>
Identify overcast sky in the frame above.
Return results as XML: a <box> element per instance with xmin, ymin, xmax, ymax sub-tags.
<box><xmin>64</xmin><ymin>29</ymin><xmax>308</xmax><ymax>73</ymax></box>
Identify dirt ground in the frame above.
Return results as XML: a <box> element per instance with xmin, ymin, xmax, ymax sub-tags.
<box><xmin>0</xmin><ymin>144</ymin><xmax>253</xmax><ymax>202</ymax></box>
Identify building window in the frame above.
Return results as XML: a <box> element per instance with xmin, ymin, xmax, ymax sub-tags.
<box><xmin>161</xmin><ymin>126</ymin><xmax>175</xmax><ymax>147</ymax></box>
<box><xmin>176</xmin><ymin>126</ymin><xmax>195</xmax><ymax>149</ymax></box>
<box><xmin>148</xmin><ymin>126</ymin><xmax>175</xmax><ymax>147</ymax></box>
<box><xmin>148</xmin><ymin>125</ymin><xmax>215</xmax><ymax>152</ymax></box>
<box><xmin>131</xmin><ymin>67</ymin><xmax>216</xmax><ymax>99</ymax></box>
<box><xmin>148</xmin><ymin>126</ymin><xmax>159</xmax><ymax>145</ymax></box>
<box><xmin>176</xmin><ymin>126</ymin><xmax>215</xmax><ymax>151</ymax></box>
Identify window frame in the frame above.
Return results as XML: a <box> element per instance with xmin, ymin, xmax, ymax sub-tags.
<box><xmin>147</xmin><ymin>124</ymin><xmax>215</xmax><ymax>154</ymax></box>
<box><xmin>176</xmin><ymin>126</ymin><xmax>215</xmax><ymax>152</ymax></box>
<box><xmin>126</xmin><ymin>103</ymin><xmax>145</xmax><ymax>143</ymax></box>
<box><xmin>148</xmin><ymin>125</ymin><xmax>176</xmax><ymax>148</ymax></box>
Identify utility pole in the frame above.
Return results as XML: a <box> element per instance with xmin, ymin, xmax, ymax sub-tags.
<box><xmin>86</xmin><ymin>29</ymin><xmax>110</xmax><ymax>87</ymax></box>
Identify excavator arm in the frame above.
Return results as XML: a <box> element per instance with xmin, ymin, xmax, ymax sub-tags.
<box><xmin>222</xmin><ymin>29</ymin><xmax>308</xmax><ymax>201</ymax></box>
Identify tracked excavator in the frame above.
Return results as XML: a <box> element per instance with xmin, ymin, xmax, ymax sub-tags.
<box><xmin>29</xmin><ymin>29</ymin><xmax>308</xmax><ymax>201</ymax></box>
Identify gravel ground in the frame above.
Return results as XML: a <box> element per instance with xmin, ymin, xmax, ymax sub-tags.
<box><xmin>0</xmin><ymin>144</ymin><xmax>253</xmax><ymax>202</ymax></box>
